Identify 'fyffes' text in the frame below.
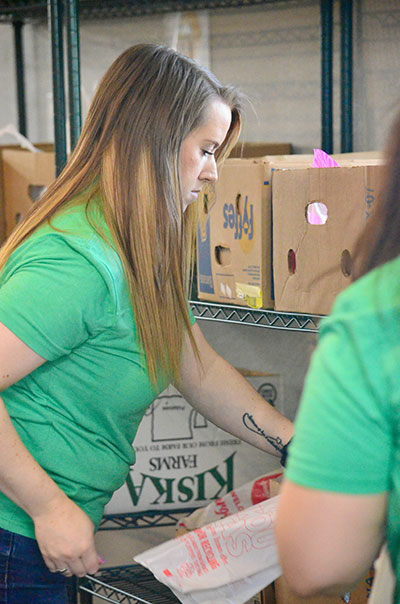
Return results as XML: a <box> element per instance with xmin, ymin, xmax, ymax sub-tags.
<box><xmin>223</xmin><ymin>196</ymin><xmax>254</xmax><ymax>241</ymax></box>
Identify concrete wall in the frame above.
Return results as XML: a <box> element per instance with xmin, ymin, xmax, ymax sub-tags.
<box><xmin>1</xmin><ymin>1</ymin><xmax>400</xmax><ymax>152</ymax></box>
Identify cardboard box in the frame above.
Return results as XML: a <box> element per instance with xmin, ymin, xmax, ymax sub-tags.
<box><xmin>1</xmin><ymin>147</ymin><xmax>55</xmax><ymax>240</ymax></box>
<box><xmin>274</xmin><ymin>567</ymin><xmax>374</xmax><ymax>604</ymax></box>
<box><xmin>196</xmin><ymin>153</ymin><xmax>385</xmax><ymax>312</ymax></box>
<box><xmin>197</xmin><ymin>155</ymin><xmax>313</xmax><ymax>309</ymax></box>
<box><xmin>105</xmin><ymin>369</ymin><xmax>283</xmax><ymax>514</ymax></box>
<box><xmin>0</xmin><ymin>145</ymin><xmax>24</xmax><ymax>244</ymax></box>
<box><xmin>230</xmin><ymin>142</ymin><xmax>293</xmax><ymax>158</ymax></box>
<box><xmin>272</xmin><ymin>162</ymin><xmax>385</xmax><ymax>315</ymax></box>
<box><xmin>259</xmin><ymin>584</ymin><xmax>276</xmax><ymax>603</ymax></box>
<box><xmin>243</xmin><ymin>583</ymin><xmax>276</xmax><ymax>604</ymax></box>
<box><xmin>197</xmin><ymin>160</ymin><xmax>270</xmax><ymax>308</ymax></box>
<box><xmin>0</xmin><ymin>176</ymin><xmax>5</xmax><ymax>244</ymax></box>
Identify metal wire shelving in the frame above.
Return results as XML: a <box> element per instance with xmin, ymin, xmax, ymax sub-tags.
<box><xmin>0</xmin><ymin>1</ymin><xmax>309</xmax><ymax>23</ymax></box>
<box><xmin>190</xmin><ymin>300</ymin><xmax>321</xmax><ymax>332</ymax></box>
<box><xmin>99</xmin><ymin>507</ymin><xmax>197</xmax><ymax>531</ymax></box>
<box><xmin>80</xmin><ymin>564</ymin><xmax>180</xmax><ymax>604</ymax></box>
<box><xmin>80</xmin><ymin>508</ymin><xmax>198</xmax><ymax>603</ymax></box>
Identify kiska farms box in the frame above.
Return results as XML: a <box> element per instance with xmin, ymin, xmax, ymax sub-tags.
<box><xmin>104</xmin><ymin>369</ymin><xmax>283</xmax><ymax>514</ymax></box>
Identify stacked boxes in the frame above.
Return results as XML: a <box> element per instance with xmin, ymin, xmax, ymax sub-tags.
<box><xmin>197</xmin><ymin>155</ymin><xmax>313</xmax><ymax>310</ymax></box>
<box><xmin>197</xmin><ymin>153</ymin><xmax>385</xmax><ymax>315</ymax></box>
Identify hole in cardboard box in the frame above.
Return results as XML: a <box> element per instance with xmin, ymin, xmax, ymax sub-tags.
<box><xmin>341</xmin><ymin>249</ymin><xmax>352</xmax><ymax>277</ymax></box>
<box><xmin>28</xmin><ymin>185</ymin><xmax>47</xmax><ymax>203</ymax></box>
<box><xmin>215</xmin><ymin>245</ymin><xmax>231</xmax><ymax>266</ymax></box>
<box><xmin>288</xmin><ymin>249</ymin><xmax>296</xmax><ymax>274</ymax></box>
<box><xmin>306</xmin><ymin>202</ymin><xmax>328</xmax><ymax>225</ymax></box>
<box><xmin>235</xmin><ymin>193</ymin><xmax>244</xmax><ymax>215</ymax></box>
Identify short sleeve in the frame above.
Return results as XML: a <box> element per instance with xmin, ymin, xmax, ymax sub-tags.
<box><xmin>286</xmin><ymin>299</ymin><xmax>393</xmax><ymax>495</ymax></box>
<box><xmin>0</xmin><ymin>236</ymin><xmax>112</xmax><ymax>361</ymax></box>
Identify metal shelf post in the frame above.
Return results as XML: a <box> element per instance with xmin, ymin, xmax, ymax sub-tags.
<box><xmin>48</xmin><ymin>0</ymin><xmax>68</xmax><ymax>175</ymax></box>
<box><xmin>13</xmin><ymin>20</ymin><xmax>27</xmax><ymax>137</ymax></box>
<box><xmin>320</xmin><ymin>0</ymin><xmax>334</xmax><ymax>154</ymax></box>
<box><xmin>340</xmin><ymin>0</ymin><xmax>353</xmax><ymax>152</ymax></box>
<box><xmin>66</xmin><ymin>0</ymin><xmax>82</xmax><ymax>151</ymax></box>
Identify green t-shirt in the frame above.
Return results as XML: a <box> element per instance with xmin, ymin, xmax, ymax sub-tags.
<box><xmin>0</xmin><ymin>202</ymin><xmax>166</xmax><ymax>538</ymax></box>
<box><xmin>286</xmin><ymin>255</ymin><xmax>400</xmax><ymax>601</ymax></box>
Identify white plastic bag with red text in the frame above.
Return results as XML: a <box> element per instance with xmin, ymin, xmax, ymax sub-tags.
<box><xmin>134</xmin><ymin>496</ymin><xmax>282</xmax><ymax>604</ymax></box>
<box><xmin>177</xmin><ymin>471</ymin><xmax>282</xmax><ymax>534</ymax></box>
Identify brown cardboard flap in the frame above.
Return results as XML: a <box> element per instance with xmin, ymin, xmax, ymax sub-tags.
<box><xmin>230</xmin><ymin>142</ymin><xmax>293</xmax><ymax>158</ymax></box>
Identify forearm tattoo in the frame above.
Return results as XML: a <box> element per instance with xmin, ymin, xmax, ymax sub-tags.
<box><xmin>242</xmin><ymin>413</ymin><xmax>283</xmax><ymax>453</ymax></box>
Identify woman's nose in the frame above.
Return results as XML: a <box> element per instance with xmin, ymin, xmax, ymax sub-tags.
<box><xmin>201</xmin><ymin>157</ymin><xmax>218</xmax><ymax>182</ymax></box>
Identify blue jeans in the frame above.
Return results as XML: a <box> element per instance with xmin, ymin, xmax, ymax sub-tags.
<box><xmin>0</xmin><ymin>527</ymin><xmax>68</xmax><ymax>603</ymax></box>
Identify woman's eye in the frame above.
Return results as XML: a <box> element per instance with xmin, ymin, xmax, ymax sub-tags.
<box><xmin>202</xmin><ymin>149</ymin><xmax>214</xmax><ymax>157</ymax></box>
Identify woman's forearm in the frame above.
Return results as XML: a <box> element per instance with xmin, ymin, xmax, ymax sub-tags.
<box><xmin>178</xmin><ymin>352</ymin><xmax>294</xmax><ymax>458</ymax></box>
<box><xmin>0</xmin><ymin>395</ymin><xmax>67</xmax><ymax>519</ymax></box>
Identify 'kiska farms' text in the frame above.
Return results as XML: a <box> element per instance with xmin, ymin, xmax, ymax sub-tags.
<box><xmin>126</xmin><ymin>453</ymin><xmax>235</xmax><ymax>507</ymax></box>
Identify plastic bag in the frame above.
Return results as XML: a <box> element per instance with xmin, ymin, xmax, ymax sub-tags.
<box><xmin>134</xmin><ymin>496</ymin><xmax>282</xmax><ymax>604</ymax></box>
<box><xmin>177</xmin><ymin>470</ymin><xmax>282</xmax><ymax>534</ymax></box>
<box><xmin>0</xmin><ymin>123</ymin><xmax>41</xmax><ymax>152</ymax></box>
<box><xmin>369</xmin><ymin>543</ymin><xmax>395</xmax><ymax>604</ymax></box>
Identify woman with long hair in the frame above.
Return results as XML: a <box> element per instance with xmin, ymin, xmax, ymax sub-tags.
<box><xmin>276</xmin><ymin>113</ymin><xmax>400</xmax><ymax>600</ymax></box>
<box><xmin>0</xmin><ymin>44</ymin><xmax>293</xmax><ymax>603</ymax></box>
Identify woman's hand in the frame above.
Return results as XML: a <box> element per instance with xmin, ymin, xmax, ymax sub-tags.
<box><xmin>0</xmin><ymin>394</ymin><xmax>103</xmax><ymax>578</ymax></box>
<box><xmin>33</xmin><ymin>492</ymin><xmax>102</xmax><ymax>577</ymax></box>
<box><xmin>0</xmin><ymin>324</ymin><xmax>103</xmax><ymax>578</ymax></box>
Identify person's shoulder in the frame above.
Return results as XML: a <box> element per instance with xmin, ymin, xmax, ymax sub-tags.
<box><xmin>35</xmin><ymin>201</ymin><xmax>104</xmax><ymax>243</ymax></box>
<box><xmin>322</xmin><ymin>255</ymin><xmax>400</xmax><ymax>335</ymax></box>
<box><xmin>5</xmin><ymin>202</ymin><xmax>124</xmax><ymax>288</ymax></box>
<box><xmin>338</xmin><ymin>255</ymin><xmax>400</xmax><ymax>310</ymax></box>
<box><xmin>30</xmin><ymin>203</ymin><xmax>119</xmax><ymax>267</ymax></box>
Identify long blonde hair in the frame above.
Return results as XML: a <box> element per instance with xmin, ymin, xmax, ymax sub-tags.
<box><xmin>0</xmin><ymin>44</ymin><xmax>242</xmax><ymax>386</ymax></box>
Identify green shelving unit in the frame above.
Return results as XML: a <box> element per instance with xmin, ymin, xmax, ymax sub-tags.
<box><xmin>0</xmin><ymin>3</ymin><xmax>348</xmax><ymax>602</ymax></box>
